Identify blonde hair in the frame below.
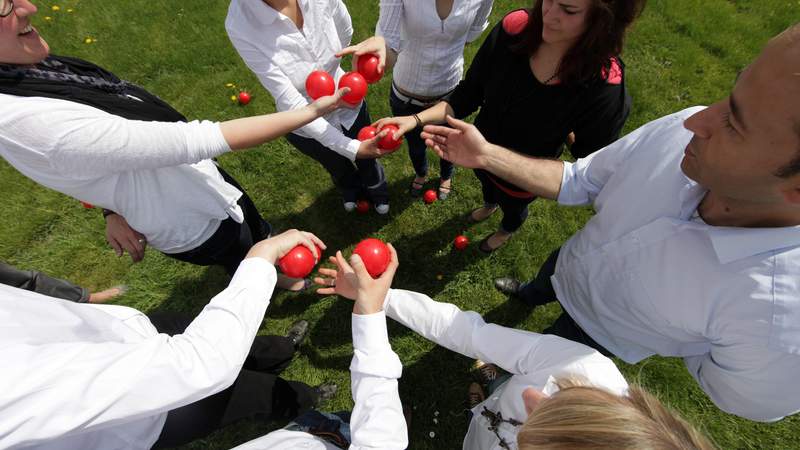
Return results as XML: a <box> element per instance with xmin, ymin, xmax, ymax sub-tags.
<box><xmin>517</xmin><ymin>377</ymin><xmax>717</xmax><ymax>450</ymax></box>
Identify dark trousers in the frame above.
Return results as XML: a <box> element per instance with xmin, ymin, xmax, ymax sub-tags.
<box><xmin>0</xmin><ymin>261</ymin><xmax>89</xmax><ymax>302</ymax></box>
<box><xmin>389</xmin><ymin>88</ymin><xmax>454</xmax><ymax>181</ymax></box>
<box><xmin>165</xmin><ymin>167</ymin><xmax>272</xmax><ymax>277</ymax></box>
<box><xmin>518</xmin><ymin>248</ymin><xmax>612</xmax><ymax>357</ymax></box>
<box><xmin>286</xmin><ymin>102</ymin><xmax>389</xmax><ymax>205</ymax></box>
<box><xmin>149</xmin><ymin>312</ymin><xmax>316</xmax><ymax>449</ymax></box>
<box><xmin>474</xmin><ymin>169</ymin><xmax>534</xmax><ymax>233</ymax></box>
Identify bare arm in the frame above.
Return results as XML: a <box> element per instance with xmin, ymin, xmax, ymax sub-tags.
<box><xmin>421</xmin><ymin>116</ymin><xmax>563</xmax><ymax>200</ymax></box>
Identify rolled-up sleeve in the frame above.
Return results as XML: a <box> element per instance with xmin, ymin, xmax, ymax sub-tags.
<box><xmin>466</xmin><ymin>0</ymin><xmax>493</xmax><ymax>43</ymax></box>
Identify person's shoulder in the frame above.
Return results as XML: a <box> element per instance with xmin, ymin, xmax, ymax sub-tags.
<box><xmin>501</xmin><ymin>9</ymin><xmax>530</xmax><ymax>36</ymax></box>
<box><xmin>600</xmin><ymin>57</ymin><xmax>624</xmax><ymax>85</ymax></box>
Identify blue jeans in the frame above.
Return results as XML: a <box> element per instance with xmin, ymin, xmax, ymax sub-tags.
<box><xmin>285</xmin><ymin>410</ymin><xmax>352</xmax><ymax>448</ymax></box>
<box><xmin>389</xmin><ymin>88</ymin><xmax>454</xmax><ymax>181</ymax></box>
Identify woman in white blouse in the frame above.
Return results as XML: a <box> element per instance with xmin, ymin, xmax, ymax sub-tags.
<box><xmin>226</xmin><ymin>0</ymin><xmax>392</xmax><ymax>214</ymax></box>
<box><xmin>342</xmin><ymin>0</ymin><xmax>493</xmax><ymax>200</ymax></box>
<box><xmin>315</xmin><ymin>249</ymin><xmax>717</xmax><ymax>450</ymax></box>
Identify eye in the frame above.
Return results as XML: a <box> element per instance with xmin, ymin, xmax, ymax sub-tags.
<box><xmin>721</xmin><ymin>112</ymin><xmax>737</xmax><ymax>134</ymax></box>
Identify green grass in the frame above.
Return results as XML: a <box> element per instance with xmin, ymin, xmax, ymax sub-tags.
<box><xmin>3</xmin><ymin>0</ymin><xmax>799</xmax><ymax>448</ymax></box>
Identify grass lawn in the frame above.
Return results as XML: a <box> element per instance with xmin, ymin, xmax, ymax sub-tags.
<box><xmin>3</xmin><ymin>0</ymin><xmax>799</xmax><ymax>448</ymax></box>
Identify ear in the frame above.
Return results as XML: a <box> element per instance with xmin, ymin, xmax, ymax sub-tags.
<box><xmin>778</xmin><ymin>180</ymin><xmax>800</xmax><ymax>205</ymax></box>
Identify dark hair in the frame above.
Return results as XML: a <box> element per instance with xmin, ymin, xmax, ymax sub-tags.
<box><xmin>514</xmin><ymin>0</ymin><xmax>646</xmax><ymax>85</ymax></box>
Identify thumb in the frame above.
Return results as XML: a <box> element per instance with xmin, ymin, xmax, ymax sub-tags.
<box><xmin>349</xmin><ymin>254</ymin><xmax>372</xmax><ymax>278</ymax></box>
<box><xmin>445</xmin><ymin>114</ymin><xmax>469</xmax><ymax>130</ymax></box>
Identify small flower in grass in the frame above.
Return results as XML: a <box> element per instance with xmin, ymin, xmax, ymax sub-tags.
<box><xmin>434</xmin><ymin>410</ymin><xmax>440</xmax><ymax>416</ymax></box>
<box><xmin>436</xmin><ymin>274</ymin><xmax>443</xmax><ymax>280</ymax></box>
<box><xmin>83</xmin><ymin>37</ymin><xmax>97</xmax><ymax>44</ymax></box>
<box><xmin>51</xmin><ymin>5</ymin><xmax>60</xmax><ymax>11</ymax></box>
<box><xmin>433</xmin><ymin>418</ymin><xmax>439</xmax><ymax>424</ymax></box>
<box><xmin>44</xmin><ymin>16</ymin><xmax>52</xmax><ymax>21</ymax></box>
<box><xmin>230</xmin><ymin>95</ymin><xmax>237</xmax><ymax>102</ymax></box>
<box><xmin>67</xmin><ymin>8</ymin><xmax>74</xmax><ymax>13</ymax></box>
<box><xmin>429</xmin><ymin>431</ymin><xmax>436</xmax><ymax>438</ymax></box>
<box><xmin>225</xmin><ymin>82</ymin><xmax>236</xmax><ymax>88</ymax></box>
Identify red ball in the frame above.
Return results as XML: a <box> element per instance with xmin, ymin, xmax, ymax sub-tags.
<box><xmin>454</xmin><ymin>235</ymin><xmax>470</xmax><ymax>250</ymax></box>
<box><xmin>356</xmin><ymin>53</ymin><xmax>382</xmax><ymax>84</ymax></box>
<box><xmin>305</xmin><ymin>70</ymin><xmax>336</xmax><ymax>100</ymax></box>
<box><xmin>237</xmin><ymin>91</ymin><xmax>251</xmax><ymax>105</ymax></box>
<box><xmin>378</xmin><ymin>124</ymin><xmax>403</xmax><ymax>151</ymax></box>
<box><xmin>353</xmin><ymin>238</ymin><xmax>390</xmax><ymax>278</ymax></box>
<box><xmin>356</xmin><ymin>199</ymin><xmax>370</xmax><ymax>214</ymax></box>
<box><xmin>338</xmin><ymin>72</ymin><xmax>368</xmax><ymax>106</ymax></box>
<box><xmin>423</xmin><ymin>189</ymin><xmax>437</xmax><ymax>204</ymax></box>
<box><xmin>278</xmin><ymin>244</ymin><xmax>320</xmax><ymax>278</ymax></box>
<box><xmin>357</xmin><ymin>126</ymin><xmax>378</xmax><ymax>141</ymax></box>
<box><xmin>80</xmin><ymin>201</ymin><xmax>94</xmax><ymax>209</ymax></box>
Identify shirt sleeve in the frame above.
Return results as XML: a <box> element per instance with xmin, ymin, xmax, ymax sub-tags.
<box><xmin>332</xmin><ymin>0</ymin><xmax>353</xmax><ymax>51</ymax></box>
<box><xmin>349</xmin><ymin>311</ymin><xmax>407</xmax><ymax>449</ymax></box>
<box><xmin>376</xmin><ymin>0</ymin><xmax>404</xmax><ymax>53</ymax></box>
<box><xmin>445</xmin><ymin>20</ymin><xmax>503</xmax><ymax>119</ymax></box>
<box><xmin>569</xmin><ymin>78</ymin><xmax>630</xmax><ymax>159</ymax></box>
<box><xmin>226</xmin><ymin>31</ymin><xmax>360</xmax><ymax>160</ymax></box>
<box><xmin>4</xmin><ymin>98</ymin><xmax>230</xmax><ymax>179</ymax></box>
<box><xmin>383</xmin><ymin>289</ymin><xmax>605</xmax><ymax>376</ymax></box>
<box><xmin>0</xmin><ymin>258</ymin><xmax>276</xmax><ymax>447</ymax></box>
<box><xmin>465</xmin><ymin>0</ymin><xmax>493</xmax><ymax>43</ymax></box>
<box><xmin>683</xmin><ymin>344</ymin><xmax>800</xmax><ymax>422</ymax></box>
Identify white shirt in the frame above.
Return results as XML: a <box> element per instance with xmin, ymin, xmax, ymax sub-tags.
<box><xmin>383</xmin><ymin>289</ymin><xmax>628</xmax><ymax>450</ymax></box>
<box><xmin>0</xmin><ymin>94</ymin><xmax>240</xmax><ymax>254</ymax></box>
<box><xmin>555</xmin><ymin>107</ymin><xmax>800</xmax><ymax>422</ymax></box>
<box><xmin>377</xmin><ymin>0</ymin><xmax>493</xmax><ymax>97</ymax></box>
<box><xmin>0</xmin><ymin>258</ymin><xmax>277</xmax><ymax>449</ymax></box>
<box><xmin>232</xmin><ymin>311</ymin><xmax>407</xmax><ymax>450</ymax></box>
<box><xmin>226</xmin><ymin>0</ymin><xmax>361</xmax><ymax>161</ymax></box>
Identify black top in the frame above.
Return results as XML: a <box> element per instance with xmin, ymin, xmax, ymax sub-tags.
<box><xmin>446</xmin><ymin>10</ymin><xmax>631</xmax><ymax>194</ymax></box>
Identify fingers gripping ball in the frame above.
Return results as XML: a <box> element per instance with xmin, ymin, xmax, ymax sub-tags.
<box><xmin>279</xmin><ymin>244</ymin><xmax>324</xmax><ymax>278</ymax></box>
<box><xmin>353</xmin><ymin>238</ymin><xmax>391</xmax><ymax>278</ymax></box>
<box><xmin>378</xmin><ymin>124</ymin><xmax>403</xmax><ymax>151</ymax></box>
<box><xmin>338</xmin><ymin>72</ymin><xmax>368</xmax><ymax>106</ymax></box>
<box><xmin>306</xmin><ymin>70</ymin><xmax>336</xmax><ymax>100</ymax></box>
<box><xmin>356</xmin><ymin>53</ymin><xmax>382</xmax><ymax>84</ymax></box>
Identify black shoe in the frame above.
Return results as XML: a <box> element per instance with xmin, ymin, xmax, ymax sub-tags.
<box><xmin>313</xmin><ymin>383</ymin><xmax>338</xmax><ymax>405</ymax></box>
<box><xmin>494</xmin><ymin>277</ymin><xmax>522</xmax><ymax>297</ymax></box>
<box><xmin>286</xmin><ymin>319</ymin><xmax>309</xmax><ymax>348</ymax></box>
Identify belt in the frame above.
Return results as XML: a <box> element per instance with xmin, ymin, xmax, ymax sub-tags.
<box><xmin>392</xmin><ymin>82</ymin><xmax>452</xmax><ymax>107</ymax></box>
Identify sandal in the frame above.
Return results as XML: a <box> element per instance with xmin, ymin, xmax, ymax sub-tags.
<box><xmin>409</xmin><ymin>177</ymin><xmax>426</xmax><ymax>197</ymax></box>
<box><xmin>478</xmin><ymin>230</ymin><xmax>512</xmax><ymax>254</ymax></box>
<box><xmin>467</xmin><ymin>205</ymin><xmax>499</xmax><ymax>223</ymax></box>
<box><xmin>438</xmin><ymin>179</ymin><xmax>452</xmax><ymax>201</ymax></box>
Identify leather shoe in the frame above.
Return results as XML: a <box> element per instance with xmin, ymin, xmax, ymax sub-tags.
<box><xmin>286</xmin><ymin>319</ymin><xmax>309</xmax><ymax>348</ymax></box>
<box><xmin>494</xmin><ymin>277</ymin><xmax>522</xmax><ymax>297</ymax></box>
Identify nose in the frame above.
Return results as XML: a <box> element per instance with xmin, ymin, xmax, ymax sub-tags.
<box><xmin>683</xmin><ymin>102</ymin><xmax>720</xmax><ymax>139</ymax></box>
<box><xmin>14</xmin><ymin>0</ymin><xmax>38</xmax><ymax>16</ymax></box>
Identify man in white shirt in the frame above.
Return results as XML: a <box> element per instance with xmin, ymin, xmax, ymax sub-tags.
<box><xmin>0</xmin><ymin>230</ymin><xmax>337</xmax><ymax>449</ymax></box>
<box><xmin>419</xmin><ymin>24</ymin><xmax>800</xmax><ymax>422</ymax></box>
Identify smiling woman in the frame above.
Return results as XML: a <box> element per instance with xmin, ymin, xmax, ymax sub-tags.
<box><xmin>0</xmin><ymin>0</ymin><xmax>50</xmax><ymax>64</ymax></box>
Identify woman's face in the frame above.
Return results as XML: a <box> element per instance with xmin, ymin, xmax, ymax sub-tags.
<box><xmin>540</xmin><ymin>0</ymin><xmax>592</xmax><ymax>47</ymax></box>
<box><xmin>0</xmin><ymin>0</ymin><xmax>50</xmax><ymax>64</ymax></box>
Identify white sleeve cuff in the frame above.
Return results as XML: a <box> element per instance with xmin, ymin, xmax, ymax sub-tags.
<box><xmin>352</xmin><ymin>311</ymin><xmax>391</xmax><ymax>353</ymax></box>
<box><xmin>556</xmin><ymin>161</ymin><xmax>578</xmax><ymax>205</ymax></box>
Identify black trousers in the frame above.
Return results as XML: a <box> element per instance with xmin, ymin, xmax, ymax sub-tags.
<box><xmin>165</xmin><ymin>166</ymin><xmax>272</xmax><ymax>277</ymax></box>
<box><xmin>149</xmin><ymin>312</ymin><xmax>317</xmax><ymax>449</ymax></box>
<box><xmin>517</xmin><ymin>248</ymin><xmax>612</xmax><ymax>357</ymax></box>
<box><xmin>474</xmin><ymin>169</ymin><xmax>534</xmax><ymax>233</ymax></box>
<box><xmin>286</xmin><ymin>102</ymin><xmax>389</xmax><ymax>205</ymax></box>
<box><xmin>0</xmin><ymin>261</ymin><xmax>89</xmax><ymax>302</ymax></box>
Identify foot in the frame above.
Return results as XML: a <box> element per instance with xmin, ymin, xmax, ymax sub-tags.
<box><xmin>313</xmin><ymin>383</ymin><xmax>338</xmax><ymax>405</ymax></box>
<box><xmin>494</xmin><ymin>277</ymin><xmax>522</xmax><ymax>297</ymax></box>
<box><xmin>471</xmin><ymin>360</ymin><xmax>499</xmax><ymax>387</ymax></box>
<box><xmin>438</xmin><ymin>178</ymin><xmax>452</xmax><ymax>201</ymax></box>
<box><xmin>87</xmin><ymin>285</ymin><xmax>127</xmax><ymax>303</ymax></box>
<box><xmin>375</xmin><ymin>203</ymin><xmax>390</xmax><ymax>215</ymax></box>
<box><xmin>286</xmin><ymin>319</ymin><xmax>309</xmax><ymax>348</ymax></box>
<box><xmin>478</xmin><ymin>230</ymin><xmax>512</xmax><ymax>254</ymax></box>
<box><xmin>277</xmin><ymin>274</ymin><xmax>312</xmax><ymax>292</ymax></box>
<box><xmin>468</xmin><ymin>205</ymin><xmax>498</xmax><ymax>223</ymax></box>
<box><xmin>409</xmin><ymin>176</ymin><xmax>426</xmax><ymax>197</ymax></box>
<box><xmin>467</xmin><ymin>382</ymin><xmax>486</xmax><ymax>409</ymax></box>
<box><xmin>344</xmin><ymin>201</ymin><xmax>357</xmax><ymax>212</ymax></box>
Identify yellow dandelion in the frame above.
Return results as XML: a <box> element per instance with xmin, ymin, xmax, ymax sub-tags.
<box><xmin>51</xmin><ymin>5</ymin><xmax>60</xmax><ymax>11</ymax></box>
<box><xmin>92</xmin><ymin>38</ymin><xmax>97</xmax><ymax>43</ymax></box>
<box><xmin>44</xmin><ymin>16</ymin><xmax>52</xmax><ymax>21</ymax></box>
<box><xmin>230</xmin><ymin>95</ymin><xmax>237</xmax><ymax>102</ymax></box>
<box><xmin>84</xmin><ymin>37</ymin><xmax>93</xmax><ymax>44</ymax></box>
<box><xmin>67</xmin><ymin>8</ymin><xmax>74</xmax><ymax>13</ymax></box>
<box><xmin>225</xmin><ymin>83</ymin><xmax>235</xmax><ymax>88</ymax></box>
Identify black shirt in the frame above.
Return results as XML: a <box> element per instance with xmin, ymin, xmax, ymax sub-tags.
<box><xmin>446</xmin><ymin>11</ymin><xmax>631</xmax><ymax>194</ymax></box>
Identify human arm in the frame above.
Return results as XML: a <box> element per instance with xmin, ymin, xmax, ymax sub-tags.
<box><xmin>374</xmin><ymin>0</ymin><xmax>405</xmax><ymax>71</ymax></box>
<box><xmin>0</xmin><ymin>231</ymin><xmax>323</xmax><ymax>447</ymax></box>
<box><xmin>104</xmin><ymin>213</ymin><xmax>147</xmax><ymax>263</ymax></box>
<box><xmin>568</xmin><ymin>64</ymin><xmax>630</xmax><ymax>159</ymax></box>
<box><xmin>332</xmin><ymin>0</ymin><xmax>354</xmax><ymax>55</ymax></box>
<box><xmin>683</xmin><ymin>345</ymin><xmax>800</xmax><ymax>422</ymax></box>
<box><xmin>0</xmin><ymin>261</ymin><xmax>88</xmax><ymax>303</ymax></box>
<box><xmin>465</xmin><ymin>0</ymin><xmax>493</xmax><ymax>43</ymax></box>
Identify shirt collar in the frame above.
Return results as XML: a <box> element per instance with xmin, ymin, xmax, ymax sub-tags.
<box><xmin>239</xmin><ymin>0</ymin><xmax>281</xmax><ymax>26</ymax></box>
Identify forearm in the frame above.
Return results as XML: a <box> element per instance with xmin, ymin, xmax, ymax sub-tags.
<box><xmin>417</xmin><ymin>101</ymin><xmax>454</xmax><ymax>126</ymax></box>
<box><xmin>482</xmin><ymin>143</ymin><xmax>564</xmax><ymax>200</ymax></box>
<box><xmin>220</xmin><ymin>104</ymin><xmax>324</xmax><ymax>150</ymax></box>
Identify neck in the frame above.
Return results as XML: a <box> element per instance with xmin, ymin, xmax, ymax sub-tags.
<box><xmin>698</xmin><ymin>191</ymin><xmax>800</xmax><ymax>228</ymax></box>
<box><xmin>537</xmin><ymin>40</ymin><xmax>571</xmax><ymax>61</ymax></box>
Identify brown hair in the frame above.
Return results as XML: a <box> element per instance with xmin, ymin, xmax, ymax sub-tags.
<box><xmin>514</xmin><ymin>0</ymin><xmax>646</xmax><ymax>85</ymax></box>
<box><xmin>517</xmin><ymin>378</ymin><xmax>717</xmax><ymax>450</ymax></box>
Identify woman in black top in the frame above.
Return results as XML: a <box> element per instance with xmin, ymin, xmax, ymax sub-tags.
<box><xmin>375</xmin><ymin>0</ymin><xmax>645</xmax><ymax>252</ymax></box>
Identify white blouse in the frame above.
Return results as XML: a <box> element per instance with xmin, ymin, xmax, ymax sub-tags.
<box><xmin>377</xmin><ymin>0</ymin><xmax>493</xmax><ymax>97</ymax></box>
<box><xmin>226</xmin><ymin>0</ymin><xmax>362</xmax><ymax>161</ymax></box>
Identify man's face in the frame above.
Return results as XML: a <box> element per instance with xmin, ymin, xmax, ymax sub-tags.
<box><xmin>681</xmin><ymin>29</ymin><xmax>800</xmax><ymax>205</ymax></box>
<box><xmin>0</xmin><ymin>0</ymin><xmax>50</xmax><ymax>65</ymax></box>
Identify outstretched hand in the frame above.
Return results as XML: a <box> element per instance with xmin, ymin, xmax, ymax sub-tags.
<box><xmin>420</xmin><ymin>115</ymin><xmax>491</xmax><ymax>169</ymax></box>
<box><xmin>315</xmin><ymin>244</ymin><xmax>399</xmax><ymax>315</ymax></box>
<box><xmin>311</xmin><ymin>87</ymin><xmax>353</xmax><ymax>115</ymax></box>
<box><xmin>246</xmin><ymin>229</ymin><xmax>326</xmax><ymax>266</ymax></box>
<box><xmin>336</xmin><ymin>35</ymin><xmax>388</xmax><ymax>75</ymax></box>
